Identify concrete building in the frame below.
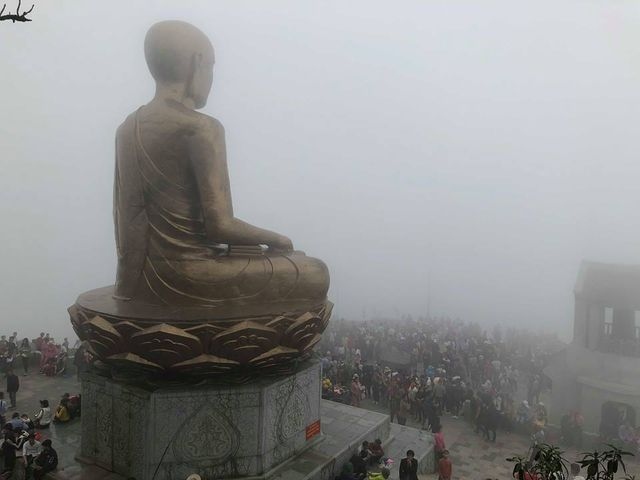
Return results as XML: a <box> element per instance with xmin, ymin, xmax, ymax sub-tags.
<box><xmin>546</xmin><ymin>261</ymin><xmax>640</xmax><ymax>439</ymax></box>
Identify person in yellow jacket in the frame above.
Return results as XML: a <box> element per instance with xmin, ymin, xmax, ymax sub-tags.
<box><xmin>367</xmin><ymin>467</ymin><xmax>390</xmax><ymax>480</ymax></box>
<box><xmin>53</xmin><ymin>399</ymin><xmax>70</xmax><ymax>423</ymax></box>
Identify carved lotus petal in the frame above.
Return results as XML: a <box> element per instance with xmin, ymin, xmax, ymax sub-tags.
<box><xmin>67</xmin><ymin>305</ymin><xmax>82</xmax><ymax>332</ymax></box>
<box><xmin>113</xmin><ymin>321</ymin><xmax>144</xmax><ymax>339</ymax></box>
<box><xmin>265</xmin><ymin>315</ymin><xmax>294</xmax><ymax>335</ymax></box>
<box><xmin>185</xmin><ymin>323</ymin><xmax>226</xmax><ymax>337</ymax></box>
<box><xmin>250</xmin><ymin>346</ymin><xmax>299</xmax><ymax>369</ymax></box>
<box><xmin>106</xmin><ymin>352</ymin><xmax>163</xmax><ymax>374</ymax></box>
<box><xmin>185</xmin><ymin>323</ymin><xmax>227</xmax><ymax>353</ymax></box>
<box><xmin>300</xmin><ymin>333</ymin><xmax>323</xmax><ymax>353</ymax></box>
<box><xmin>83</xmin><ymin>315</ymin><xmax>122</xmax><ymax>358</ymax></box>
<box><xmin>211</xmin><ymin>320</ymin><xmax>278</xmax><ymax>364</ymax></box>
<box><xmin>130</xmin><ymin>324</ymin><xmax>203</xmax><ymax>368</ymax></box>
<box><xmin>318</xmin><ymin>301</ymin><xmax>334</xmax><ymax>331</ymax></box>
<box><xmin>282</xmin><ymin>312</ymin><xmax>323</xmax><ymax>349</ymax></box>
<box><xmin>173</xmin><ymin>354</ymin><xmax>239</xmax><ymax>376</ymax></box>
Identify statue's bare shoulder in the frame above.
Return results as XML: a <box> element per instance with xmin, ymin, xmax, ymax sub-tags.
<box><xmin>156</xmin><ymin>100</ymin><xmax>225</xmax><ymax>140</ymax></box>
<box><xmin>115</xmin><ymin>101</ymin><xmax>222</xmax><ymax>143</ymax></box>
<box><xmin>189</xmin><ymin>110</ymin><xmax>225</xmax><ymax>141</ymax></box>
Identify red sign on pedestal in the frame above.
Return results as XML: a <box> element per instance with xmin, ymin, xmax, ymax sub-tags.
<box><xmin>305</xmin><ymin>419</ymin><xmax>321</xmax><ymax>440</ymax></box>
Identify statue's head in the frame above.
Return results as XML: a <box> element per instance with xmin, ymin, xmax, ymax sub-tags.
<box><xmin>144</xmin><ymin>21</ymin><xmax>215</xmax><ymax>109</ymax></box>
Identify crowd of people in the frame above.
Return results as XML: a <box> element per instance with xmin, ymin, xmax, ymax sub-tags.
<box><xmin>0</xmin><ymin>332</ymin><xmax>91</xmax><ymax>378</ymax></box>
<box><xmin>338</xmin><ymin>445</ymin><xmax>451</xmax><ymax>480</ymax></box>
<box><xmin>0</xmin><ymin>330</ymin><xmax>87</xmax><ymax>479</ymax></box>
<box><xmin>1</xmin><ymin>429</ymin><xmax>59</xmax><ymax>480</ymax></box>
<box><xmin>0</xmin><ymin>393</ymin><xmax>74</xmax><ymax>478</ymax></box>
<box><xmin>320</xmin><ymin>316</ymin><xmax>564</xmax><ymax>479</ymax></box>
<box><xmin>0</xmin><ymin>319</ymin><xmax>568</xmax><ymax>479</ymax></box>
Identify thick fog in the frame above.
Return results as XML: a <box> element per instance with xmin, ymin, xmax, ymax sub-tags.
<box><xmin>2</xmin><ymin>0</ymin><xmax>640</xmax><ymax>340</ymax></box>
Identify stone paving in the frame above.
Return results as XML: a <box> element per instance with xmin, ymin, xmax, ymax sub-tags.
<box><xmin>7</xmin><ymin>373</ymin><xmax>640</xmax><ymax>479</ymax></box>
<box><xmin>358</xmin><ymin>398</ymin><xmax>640</xmax><ymax>480</ymax></box>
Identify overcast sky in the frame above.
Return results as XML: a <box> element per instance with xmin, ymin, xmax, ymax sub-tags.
<box><xmin>2</xmin><ymin>0</ymin><xmax>640</xmax><ymax>340</ymax></box>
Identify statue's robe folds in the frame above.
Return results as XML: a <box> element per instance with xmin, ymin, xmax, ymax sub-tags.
<box><xmin>113</xmin><ymin>108</ymin><xmax>329</xmax><ymax>307</ymax></box>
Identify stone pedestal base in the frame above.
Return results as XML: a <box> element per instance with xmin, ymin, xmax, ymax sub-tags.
<box><xmin>79</xmin><ymin>361</ymin><xmax>321</xmax><ymax>480</ymax></box>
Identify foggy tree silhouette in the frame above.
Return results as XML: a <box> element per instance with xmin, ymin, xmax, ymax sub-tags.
<box><xmin>0</xmin><ymin>0</ymin><xmax>34</xmax><ymax>22</ymax></box>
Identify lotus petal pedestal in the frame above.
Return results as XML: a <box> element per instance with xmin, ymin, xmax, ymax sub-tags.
<box><xmin>69</xmin><ymin>286</ymin><xmax>332</xmax><ymax>380</ymax></box>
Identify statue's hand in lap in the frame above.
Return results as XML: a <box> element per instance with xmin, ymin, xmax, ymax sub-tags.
<box><xmin>269</xmin><ymin>235</ymin><xmax>293</xmax><ymax>253</ymax></box>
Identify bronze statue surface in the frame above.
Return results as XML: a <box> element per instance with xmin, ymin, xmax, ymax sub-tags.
<box><xmin>70</xmin><ymin>21</ymin><xmax>331</xmax><ymax>377</ymax></box>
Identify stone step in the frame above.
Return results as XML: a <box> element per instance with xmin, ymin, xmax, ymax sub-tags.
<box><xmin>384</xmin><ymin>424</ymin><xmax>436</xmax><ymax>479</ymax></box>
<box><xmin>267</xmin><ymin>400</ymin><xmax>390</xmax><ymax>480</ymax></box>
<box><xmin>45</xmin><ymin>463</ymin><xmax>126</xmax><ymax>480</ymax></box>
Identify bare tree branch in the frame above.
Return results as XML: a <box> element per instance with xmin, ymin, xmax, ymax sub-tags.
<box><xmin>0</xmin><ymin>0</ymin><xmax>34</xmax><ymax>22</ymax></box>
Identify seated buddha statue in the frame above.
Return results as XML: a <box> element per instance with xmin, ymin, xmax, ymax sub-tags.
<box><xmin>113</xmin><ymin>20</ymin><xmax>329</xmax><ymax>308</ymax></box>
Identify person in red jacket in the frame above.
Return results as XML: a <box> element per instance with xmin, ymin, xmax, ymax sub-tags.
<box><xmin>433</xmin><ymin>425</ymin><xmax>446</xmax><ymax>457</ymax></box>
<box><xmin>438</xmin><ymin>450</ymin><xmax>452</xmax><ymax>480</ymax></box>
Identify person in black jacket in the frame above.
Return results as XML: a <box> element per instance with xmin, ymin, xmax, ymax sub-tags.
<box><xmin>349</xmin><ymin>449</ymin><xmax>368</xmax><ymax>479</ymax></box>
<box><xmin>484</xmin><ymin>401</ymin><xmax>498</xmax><ymax>443</ymax></box>
<box><xmin>1</xmin><ymin>423</ymin><xmax>19</xmax><ymax>476</ymax></box>
<box><xmin>399</xmin><ymin>450</ymin><xmax>419</xmax><ymax>480</ymax></box>
<box><xmin>33</xmin><ymin>439</ymin><xmax>58</xmax><ymax>479</ymax></box>
<box><xmin>6</xmin><ymin>370</ymin><xmax>19</xmax><ymax>408</ymax></box>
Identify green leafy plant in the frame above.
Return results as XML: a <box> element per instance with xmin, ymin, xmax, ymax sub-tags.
<box><xmin>578</xmin><ymin>444</ymin><xmax>634</xmax><ymax>480</ymax></box>
<box><xmin>507</xmin><ymin>443</ymin><xmax>635</xmax><ymax>480</ymax></box>
<box><xmin>507</xmin><ymin>444</ymin><xmax>569</xmax><ymax>480</ymax></box>
<box><xmin>536</xmin><ymin>444</ymin><xmax>569</xmax><ymax>479</ymax></box>
<box><xmin>505</xmin><ymin>454</ymin><xmax>529</xmax><ymax>480</ymax></box>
